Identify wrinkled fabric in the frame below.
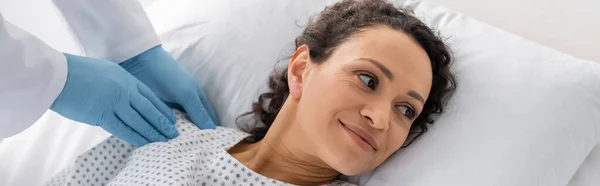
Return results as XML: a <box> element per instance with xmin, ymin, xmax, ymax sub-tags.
<box><xmin>46</xmin><ymin>110</ymin><xmax>355</xmax><ymax>186</ymax></box>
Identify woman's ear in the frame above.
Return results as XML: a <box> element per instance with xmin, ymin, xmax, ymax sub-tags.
<box><xmin>288</xmin><ymin>45</ymin><xmax>311</xmax><ymax>99</ymax></box>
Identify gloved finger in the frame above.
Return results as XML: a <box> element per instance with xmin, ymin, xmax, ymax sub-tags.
<box><xmin>116</xmin><ymin>106</ymin><xmax>168</xmax><ymax>143</ymax></box>
<box><xmin>137</xmin><ymin>83</ymin><xmax>176</xmax><ymax>123</ymax></box>
<box><xmin>180</xmin><ymin>95</ymin><xmax>217</xmax><ymax>129</ymax></box>
<box><xmin>197</xmin><ymin>86</ymin><xmax>220</xmax><ymax>126</ymax></box>
<box><xmin>131</xmin><ymin>94</ymin><xmax>179</xmax><ymax>139</ymax></box>
<box><xmin>103</xmin><ymin>116</ymin><xmax>149</xmax><ymax>147</ymax></box>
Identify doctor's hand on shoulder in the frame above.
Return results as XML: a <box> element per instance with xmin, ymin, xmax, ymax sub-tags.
<box><xmin>50</xmin><ymin>54</ymin><xmax>179</xmax><ymax>147</ymax></box>
<box><xmin>119</xmin><ymin>45</ymin><xmax>220</xmax><ymax>130</ymax></box>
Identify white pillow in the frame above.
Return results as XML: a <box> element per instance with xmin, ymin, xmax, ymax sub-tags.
<box><xmin>142</xmin><ymin>0</ymin><xmax>600</xmax><ymax>185</ymax></box>
<box><xmin>568</xmin><ymin>143</ymin><xmax>600</xmax><ymax>186</ymax></box>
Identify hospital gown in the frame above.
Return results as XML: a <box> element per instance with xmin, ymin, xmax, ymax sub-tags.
<box><xmin>45</xmin><ymin>111</ymin><xmax>355</xmax><ymax>186</ymax></box>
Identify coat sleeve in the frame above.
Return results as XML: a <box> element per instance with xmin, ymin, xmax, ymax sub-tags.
<box><xmin>53</xmin><ymin>0</ymin><xmax>161</xmax><ymax>63</ymax></box>
<box><xmin>0</xmin><ymin>13</ymin><xmax>67</xmax><ymax>138</ymax></box>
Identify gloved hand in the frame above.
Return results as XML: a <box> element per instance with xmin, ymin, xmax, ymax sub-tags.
<box><xmin>120</xmin><ymin>45</ymin><xmax>219</xmax><ymax>129</ymax></box>
<box><xmin>50</xmin><ymin>54</ymin><xmax>178</xmax><ymax>147</ymax></box>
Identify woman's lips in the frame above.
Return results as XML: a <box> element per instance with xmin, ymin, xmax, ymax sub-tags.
<box><xmin>340</xmin><ymin>120</ymin><xmax>378</xmax><ymax>152</ymax></box>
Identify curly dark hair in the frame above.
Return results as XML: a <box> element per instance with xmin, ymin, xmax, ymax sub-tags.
<box><xmin>237</xmin><ymin>0</ymin><xmax>456</xmax><ymax>147</ymax></box>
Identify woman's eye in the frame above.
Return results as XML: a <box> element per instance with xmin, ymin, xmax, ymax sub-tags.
<box><xmin>359</xmin><ymin>74</ymin><xmax>378</xmax><ymax>90</ymax></box>
<box><xmin>396</xmin><ymin>105</ymin><xmax>415</xmax><ymax>119</ymax></box>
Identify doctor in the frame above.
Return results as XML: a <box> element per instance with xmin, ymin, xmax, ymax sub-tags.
<box><xmin>0</xmin><ymin>0</ymin><xmax>219</xmax><ymax>147</ymax></box>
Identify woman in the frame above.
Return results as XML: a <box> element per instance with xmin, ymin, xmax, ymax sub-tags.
<box><xmin>47</xmin><ymin>0</ymin><xmax>456</xmax><ymax>185</ymax></box>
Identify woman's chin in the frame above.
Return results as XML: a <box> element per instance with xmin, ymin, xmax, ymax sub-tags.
<box><xmin>324</xmin><ymin>150</ymin><xmax>377</xmax><ymax>176</ymax></box>
<box><xmin>332</xmin><ymin>163</ymin><xmax>373</xmax><ymax>176</ymax></box>
<box><xmin>319</xmin><ymin>131</ymin><xmax>378</xmax><ymax>176</ymax></box>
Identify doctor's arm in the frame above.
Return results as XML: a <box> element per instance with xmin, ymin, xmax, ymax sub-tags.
<box><xmin>0</xmin><ymin>13</ymin><xmax>67</xmax><ymax>138</ymax></box>
<box><xmin>53</xmin><ymin>0</ymin><xmax>220</xmax><ymax>129</ymax></box>
<box><xmin>0</xmin><ymin>13</ymin><xmax>180</xmax><ymax>146</ymax></box>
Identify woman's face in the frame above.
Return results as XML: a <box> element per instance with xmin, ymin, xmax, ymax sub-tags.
<box><xmin>289</xmin><ymin>25</ymin><xmax>433</xmax><ymax>175</ymax></box>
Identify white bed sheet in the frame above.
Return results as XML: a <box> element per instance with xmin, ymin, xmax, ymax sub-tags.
<box><xmin>0</xmin><ymin>0</ymin><xmax>599</xmax><ymax>186</ymax></box>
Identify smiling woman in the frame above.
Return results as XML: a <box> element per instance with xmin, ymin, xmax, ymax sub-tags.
<box><xmin>231</xmin><ymin>0</ymin><xmax>456</xmax><ymax>184</ymax></box>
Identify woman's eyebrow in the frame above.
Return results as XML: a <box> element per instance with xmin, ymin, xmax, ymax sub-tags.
<box><xmin>357</xmin><ymin>57</ymin><xmax>394</xmax><ymax>81</ymax></box>
<box><xmin>408</xmin><ymin>90</ymin><xmax>425</xmax><ymax>104</ymax></box>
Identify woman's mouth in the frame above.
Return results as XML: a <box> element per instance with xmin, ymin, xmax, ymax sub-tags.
<box><xmin>340</xmin><ymin>120</ymin><xmax>378</xmax><ymax>152</ymax></box>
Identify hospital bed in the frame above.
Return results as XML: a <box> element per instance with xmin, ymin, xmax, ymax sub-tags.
<box><xmin>1</xmin><ymin>0</ymin><xmax>599</xmax><ymax>185</ymax></box>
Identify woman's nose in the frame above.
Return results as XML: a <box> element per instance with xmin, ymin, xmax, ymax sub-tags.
<box><xmin>360</xmin><ymin>104</ymin><xmax>390</xmax><ymax>131</ymax></box>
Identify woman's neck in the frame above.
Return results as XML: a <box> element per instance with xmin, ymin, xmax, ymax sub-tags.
<box><xmin>228</xmin><ymin>100</ymin><xmax>339</xmax><ymax>185</ymax></box>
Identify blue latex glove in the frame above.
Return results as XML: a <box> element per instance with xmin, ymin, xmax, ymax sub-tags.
<box><xmin>120</xmin><ymin>45</ymin><xmax>219</xmax><ymax>129</ymax></box>
<box><xmin>50</xmin><ymin>54</ymin><xmax>178</xmax><ymax>147</ymax></box>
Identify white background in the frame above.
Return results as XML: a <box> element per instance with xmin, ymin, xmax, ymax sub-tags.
<box><xmin>428</xmin><ymin>0</ymin><xmax>600</xmax><ymax>62</ymax></box>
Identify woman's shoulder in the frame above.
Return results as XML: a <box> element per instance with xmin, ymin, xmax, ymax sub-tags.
<box><xmin>172</xmin><ymin>123</ymin><xmax>249</xmax><ymax>149</ymax></box>
<box><xmin>172</xmin><ymin>109</ymin><xmax>249</xmax><ymax>145</ymax></box>
<box><xmin>171</xmin><ymin>110</ymin><xmax>249</xmax><ymax>150</ymax></box>
<box><xmin>182</xmin><ymin>126</ymin><xmax>249</xmax><ymax>145</ymax></box>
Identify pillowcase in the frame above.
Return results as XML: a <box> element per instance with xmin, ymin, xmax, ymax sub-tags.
<box><xmin>142</xmin><ymin>0</ymin><xmax>600</xmax><ymax>185</ymax></box>
<box><xmin>568</xmin><ymin>143</ymin><xmax>600</xmax><ymax>186</ymax></box>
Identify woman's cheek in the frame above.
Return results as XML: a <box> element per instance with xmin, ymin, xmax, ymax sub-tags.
<box><xmin>388</xmin><ymin>125</ymin><xmax>409</xmax><ymax>152</ymax></box>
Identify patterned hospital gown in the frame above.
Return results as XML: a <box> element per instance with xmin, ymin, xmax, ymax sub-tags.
<box><xmin>46</xmin><ymin>111</ymin><xmax>355</xmax><ymax>186</ymax></box>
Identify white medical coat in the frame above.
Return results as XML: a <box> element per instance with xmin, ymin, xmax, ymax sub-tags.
<box><xmin>0</xmin><ymin>0</ymin><xmax>161</xmax><ymax>138</ymax></box>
